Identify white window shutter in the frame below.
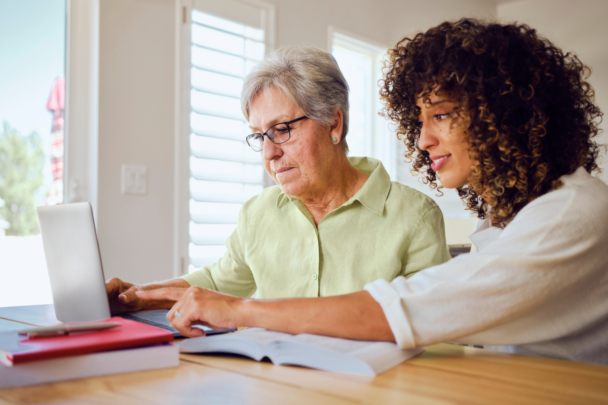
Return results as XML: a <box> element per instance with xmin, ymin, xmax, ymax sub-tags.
<box><xmin>188</xmin><ymin>9</ymin><xmax>268</xmax><ymax>272</ymax></box>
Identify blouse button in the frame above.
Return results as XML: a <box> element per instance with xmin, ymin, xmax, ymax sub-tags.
<box><xmin>311</xmin><ymin>273</ymin><xmax>318</xmax><ymax>280</ymax></box>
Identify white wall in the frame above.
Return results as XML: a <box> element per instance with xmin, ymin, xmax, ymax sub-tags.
<box><xmin>267</xmin><ymin>0</ymin><xmax>395</xmax><ymax>49</ymax></box>
<box><xmin>384</xmin><ymin>0</ymin><xmax>496</xmax><ymax>43</ymax></box>
<box><xmin>266</xmin><ymin>0</ymin><xmax>496</xmax><ymax>53</ymax></box>
<box><xmin>498</xmin><ymin>0</ymin><xmax>608</xmax><ymax>180</ymax></box>
<box><xmin>98</xmin><ymin>0</ymin><xmax>177</xmax><ymax>283</ymax></box>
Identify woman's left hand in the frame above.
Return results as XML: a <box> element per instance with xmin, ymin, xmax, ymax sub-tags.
<box><xmin>136</xmin><ymin>287</ymin><xmax>244</xmax><ymax>337</ymax></box>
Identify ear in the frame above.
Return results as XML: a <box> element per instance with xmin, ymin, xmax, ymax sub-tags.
<box><xmin>329</xmin><ymin>109</ymin><xmax>344</xmax><ymax>144</ymax></box>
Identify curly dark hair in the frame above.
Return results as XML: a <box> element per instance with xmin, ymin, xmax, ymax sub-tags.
<box><xmin>380</xmin><ymin>18</ymin><xmax>603</xmax><ymax>227</ymax></box>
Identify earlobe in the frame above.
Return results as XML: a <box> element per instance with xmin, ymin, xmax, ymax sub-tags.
<box><xmin>330</xmin><ymin>109</ymin><xmax>344</xmax><ymax>145</ymax></box>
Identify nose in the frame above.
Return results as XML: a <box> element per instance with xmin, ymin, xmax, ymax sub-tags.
<box><xmin>418</xmin><ymin>123</ymin><xmax>437</xmax><ymax>152</ymax></box>
<box><xmin>261</xmin><ymin>136</ymin><xmax>283</xmax><ymax>161</ymax></box>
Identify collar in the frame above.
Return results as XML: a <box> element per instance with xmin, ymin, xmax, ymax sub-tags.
<box><xmin>469</xmin><ymin>218</ymin><xmax>502</xmax><ymax>252</ymax></box>
<box><xmin>276</xmin><ymin>157</ymin><xmax>392</xmax><ymax>216</ymax></box>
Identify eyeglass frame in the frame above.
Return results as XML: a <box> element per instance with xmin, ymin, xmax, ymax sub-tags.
<box><xmin>245</xmin><ymin>116</ymin><xmax>308</xmax><ymax>152</ymax></box>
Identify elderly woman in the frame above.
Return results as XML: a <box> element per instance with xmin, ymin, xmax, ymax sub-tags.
<box><xmin>140</xmin><ymin>20</ymin><xmax>608</xmax><ymax>366</ymax></box>
<box><xmin>107</xmin><ymin>46</ymin><xmax>450</xmax><ymax>312</ymax></box>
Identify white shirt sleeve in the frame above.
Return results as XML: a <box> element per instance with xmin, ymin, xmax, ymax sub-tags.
<box><xmin>366</xmin><ymin>169</ymin><xmax>608</xmax><ymax>351</ymax></box>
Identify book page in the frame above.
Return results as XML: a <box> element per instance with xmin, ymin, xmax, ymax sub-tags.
<box><xmin>179</xmin><ymin>328</ymin><xmax>290</xmax><ymax>360</ymax></box>
<box><xmin>283</xmin><ymin>334</ymin><xmax>380</xmax><ymax>354</ymax></box>
<box><xmin>231</xmin><ymin>328</ymin><xmax>294</xmax><ymax>346</ymax></box>
<box><xmin>270</xmin><ymin>334</ymin><xmax>423</xmax><ymax>376</ymax></box>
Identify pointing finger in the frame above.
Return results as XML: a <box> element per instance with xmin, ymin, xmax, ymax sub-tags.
<box><xmin>136</xmin><ymin>288</ymin><xmax>187</xmax><ymax>302</ymax></box>
<box><xmin>172</xmin><ymin>312</ymin><xmax>206</xmax><ymax>338</ymax></box>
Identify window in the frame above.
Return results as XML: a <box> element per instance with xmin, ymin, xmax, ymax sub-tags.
<box><xmin>331</xmin><ymin>30</ymin><xmax>397</xmax><ymax>179</ymax></box>
<box><xmin>0</xmin><ymin>0</ymin><xmax>99</xmax><ymax>308</ymax></box>
<box><xmin>177</xmin><ymin>0</ymin><xmax>274</xmax><ymax>275</ymax></box>
<box><xmin>0</xmin><ymin>0</ymin><xmax>66</xmax><ymax>307</ymax></box>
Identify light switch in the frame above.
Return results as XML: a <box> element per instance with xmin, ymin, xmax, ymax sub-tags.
<box><xmin>121</xmin><ymin>164</ymin><xmax>147</xmax><ymax>195</ymax></box>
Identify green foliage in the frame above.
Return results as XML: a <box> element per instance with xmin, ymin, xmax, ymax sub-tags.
<box><xmin>0</xmin><ymin>122</ymin><xmax>45</xmax><ymax>236</ymax></box>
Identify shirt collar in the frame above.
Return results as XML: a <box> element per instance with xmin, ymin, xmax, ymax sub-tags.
<box><xmin>469</xmin><ymin>218</ymin><xmax>498</xmax><ymax>251</ymax></box>
<box><xmin>275</xmin><ymin>157</ymin><xmax>392</xmax><ymax>216</ymax></box>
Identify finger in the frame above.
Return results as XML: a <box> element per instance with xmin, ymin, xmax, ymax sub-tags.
<box><xmin>167</xmin><ymin>301</ymin><xmax>181</xmax><ymax>323</ymax></box>
<box><xmin>105</xmin><ymin>278</ymin><xmax>119</xmax><ymax>295</ymax></box>
<box><xmin>185</xmin><ymin>327</ymin><xmax>205</xmax><ymax>338</ymax></box>
<box><xmin>173</xmin><ymin>312</ymin><xmax>206</xmax><ymax>338</ymax></box>
<box><xmin>168</xmin><ymin>292</ymin><xmax>189</xmax><ymax>328</ymax></box>
<box><xmin>117</xmin><ymin>282</ymin><xmax>134</xmax><ymax>294</ymax></box>
<box><xmin>136</xmin><ymin>288</ymin><xmax>186</xmax><ymax>302</ymax></box>
<box><xmin>185</xmin><ymin>324</ymin><xmax>206</xmax><ymax>337</ymax></box>
<box><xmin>168</xmin><ymin>290</ymin><xmax>206</xmax><ymax>338</ymax></box>
<box><xmin>192</xmin><ymin>322</ymin><xmax>225</xmax><ymax>331</ymax></box>
<box><xmin>119</xmin><ymin>286</ymin><xmax>141</xmax><ymax>304</ymax></box>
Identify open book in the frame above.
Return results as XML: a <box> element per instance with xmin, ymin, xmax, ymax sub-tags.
<box><xmin>179</xmin><ymin>328</ymin><xmax>423</xmax><ymax>376</ymax></box>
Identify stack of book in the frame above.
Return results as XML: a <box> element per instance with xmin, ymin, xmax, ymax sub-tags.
<box><xmin>0</xmin><ymin>317</ymin><xmax>178</xmax><ymax>388</ymax></box>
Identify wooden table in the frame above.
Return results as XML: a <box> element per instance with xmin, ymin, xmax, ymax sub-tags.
<box><xmin>1</xmin><ymin>306</ymin><xmax>608</xmax><ymax>405</ymax></box>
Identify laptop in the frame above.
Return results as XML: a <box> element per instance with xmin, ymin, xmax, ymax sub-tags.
<box><xmin>36</xmin><ymin>202</ymin><xmax>235</xmax><ymax>338</ymax></box>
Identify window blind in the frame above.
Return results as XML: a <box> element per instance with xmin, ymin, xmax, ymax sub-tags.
<box><xmin>189</xmin><ymin>10</ymin><xmax>266</xmax><ymax>273</ymax></box>
<box><xmin>331</xmin><ymin>32</ymin><xmax>398</xmax><ymax>179</ymax></box>
<box><xmin>331</xmin><ymin>39</ymin><xmax>373</xmax><ymax>157</ymax></box>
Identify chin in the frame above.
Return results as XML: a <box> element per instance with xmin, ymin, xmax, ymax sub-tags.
<box><xmin>278</xmin><ymin>182</ymin><xmax>304</xmax><ymax>197</ymax></box>
<box><xmin>438</xmin><ymin>174</ymin><xmax>468</xmax><ymax>189</ymax></box>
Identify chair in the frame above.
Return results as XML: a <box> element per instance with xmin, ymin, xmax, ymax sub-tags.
<box><xmin>445</xmin><ymin>218</ymin><xmax>479</xmax><ymax>258</ymax></box>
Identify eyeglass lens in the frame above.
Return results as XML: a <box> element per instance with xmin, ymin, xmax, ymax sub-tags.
<box><xmin>247</xmin><ymin>122</ymin><xmax>291</xmax><ymax>152</ymax></box>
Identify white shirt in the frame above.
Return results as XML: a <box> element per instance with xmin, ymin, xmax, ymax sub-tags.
<box><xmin>365</xmin><ymin>167</ymin><xmax>608</xmax><ymax>365</ymax></box>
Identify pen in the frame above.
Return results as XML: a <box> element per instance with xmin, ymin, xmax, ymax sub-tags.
<box><xmin>18</xmin><ymin>322</ymin><xmax>122</xmax><ymax>337</ymax></box>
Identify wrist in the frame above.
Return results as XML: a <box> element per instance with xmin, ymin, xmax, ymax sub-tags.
<box><xmin>234</xmin><ymin>298</ymin><xmax>257</xmax><ymax>328</ymax></box>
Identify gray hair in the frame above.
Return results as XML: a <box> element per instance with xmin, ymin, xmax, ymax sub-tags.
<box><xmin>241</xmin><ymin>45</ymin><xmax>350</xmax><ymax>153</ymax></box>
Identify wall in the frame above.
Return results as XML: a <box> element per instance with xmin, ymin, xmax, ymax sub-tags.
<box><xmin>97</xmin><ymin>0</ymin><xmax>177</xmax><ymax>283</ymax></box>
<box><xmin>267</xmin><ymin>0</ymin><xmax>496</xmax><ymax>52</ymax></box>
<box><xmin>268</xmin><ymin>0</ymin><xmax>395</xmax><ymax>49</ymax></box>
<box><xmin>384</xmin><ymin>0</ymin><xmax>496</xmax><ymax>43</ymax></box>
<box><xmin>498</xmin><ymin>0</ymin><xmax>608</xmax><ymax>179</ymax></box>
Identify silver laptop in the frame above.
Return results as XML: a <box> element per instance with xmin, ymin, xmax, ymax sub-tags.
<box><xmin>36</xmin><ymin>202</ymin><xmax>234</xmax><ymax>337</ymax></box>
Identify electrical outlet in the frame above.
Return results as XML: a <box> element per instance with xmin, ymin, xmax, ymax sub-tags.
<box><xmin>121</xmin><ymin>165</ymin><xmax>147</xmax><ymax>195</ymax></box>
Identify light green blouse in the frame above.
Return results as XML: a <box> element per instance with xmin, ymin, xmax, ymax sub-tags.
<box><xmin>182</xmin><ymin>157</ymin><xmax>451</xmax><ymax>299</ymax></box>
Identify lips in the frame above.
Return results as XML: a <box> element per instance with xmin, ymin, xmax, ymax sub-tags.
<box><xmin>274</xmin><ymin>167</ymin><xmax>293</xmax><ymax>175</ymax></box>
<box><xmin>430</xmin><ymin>155</ymin><xmax>451</xmax><ymax>171</ymax></box>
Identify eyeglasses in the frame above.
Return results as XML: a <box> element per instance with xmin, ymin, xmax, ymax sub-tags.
<box><xmin>246</xmin><ymin>116</ymin><xmax>308</xmax><ymax>152</ymax></box>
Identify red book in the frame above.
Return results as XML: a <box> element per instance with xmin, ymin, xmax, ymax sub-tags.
<box><xmin>0</xmin><ymin>317</ymin><xmax>173</xmax><ymax>366</ymax></box>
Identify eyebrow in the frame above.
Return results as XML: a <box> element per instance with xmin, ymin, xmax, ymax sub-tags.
<box><xmin>428</xmin><ymin>99</ymin><xmax>448</xmax><ymax>106</ymax></box>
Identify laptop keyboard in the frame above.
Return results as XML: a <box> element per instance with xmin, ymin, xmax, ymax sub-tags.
<box><xmin>119</xmin><ymin>313</ymin><xmax>236</xmax><ymax>338</ymax></box>
<box><xmin>119</xmin><ymin>313</ymin><xmax>180</xmax><ymax>334</ymax></box>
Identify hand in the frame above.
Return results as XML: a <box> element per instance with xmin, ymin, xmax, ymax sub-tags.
<box><xmin>136</xmin><ymin>287</ymin><xmax>244</xmax><ymax>337</ymax></box>
<box><xmin>106</xmin><ymin>277</ymin><xmax>144</xmax><ymax>313</ymax></box>
<box><xmin>105</xmin><ymin>277</ymin><xmax>185</xmax><ymax>313</ymax></box>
